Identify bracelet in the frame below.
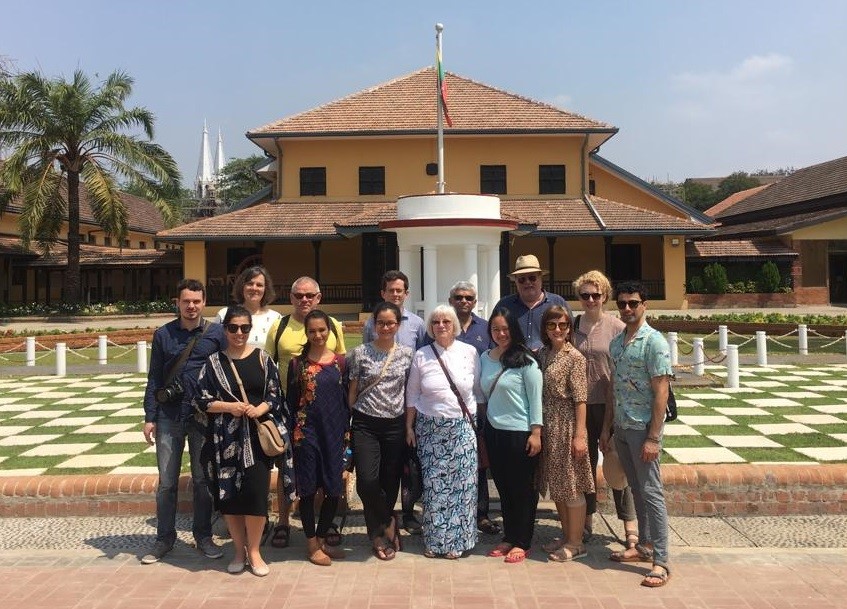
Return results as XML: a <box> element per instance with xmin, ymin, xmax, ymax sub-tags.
<box><xmin>645</xmin><ymin>436</ymin><xmax>661</xmax><ymax>444</ymax></box>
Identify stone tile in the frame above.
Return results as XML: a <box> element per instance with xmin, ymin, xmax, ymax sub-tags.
<box><xmin>663</xmin><ymin>424</ymin><xmax>701</xmax><ymax>436</ymax></box>
<box><xmin>65</xmin><ymin>381</ymin><xmax>107</xmax><ymax>388</ymax></box>
<box><xmin>771</xmin><ymin>391</ymin><xmax>825</xmax><ymax>399</ymax></box>
<box><xmin>12</xmin><ymin>410</ymin><xmax>72</xmax><ymax>419</ymax></box>
<box><xmin>0</xmin><ymin>434</ymin><xmax>63</xmax><ymax>446</ymax></box>
<box><xmin>20</xmin><ymin>443</ymin><xmax>97</xmax><ymax>457</ymax></box>
<box><xmin>0</xmin><ymin>468</ymin><xmax>47</xmax><ymax>476</ymax></box>
<box><xmin>799</xmin><ymin>385</ymin><xmax>847</xmax><ymax>392</ymax></box>
<box><xmin>812</xmin><ymin>405</ymin><xmax>847</xmax><ymax>414</ymax></box>
<box><xmin>785</xmin><ymin>414</ymin><xmax>845</xmax><ymax>425</ymax></box>
<box><xmin>766</xmin><ymin>375</ymin><xmax>810</xmax><ymax>381</ymax></box>
<box><xmin>824</xmin><ymin>379</ymin><xmax>847</xmax><ymax>386</ymax></box>
<box><xmin>678</xmin><ymin>415</ymin><xmax>736</xmax><ymax>426</ymax></box>
<box><xmin>794</xmin><ymin>446</ymin><xmax>847</xmax><ymax>461</ymax></box>
<box><xmin>743</xmin><ymin>398</ymin><xmax>801</xmax><ymax>407</ymax></box>
<box><xmin>41</xmin><ymin>417</ymin><xmax>103</xmax><ymax>427</ymax></box>
<box><xmin>750</xmin><ymin>423</ymin><xmax>817</xmax><ymax>435</ymax></box>
<box><xmin>708</xmin><ymin>435</ymin><xmax>783</xmax><ymax>448</ymax></box>
<box><xmin>830</xmin><ymin>434</ymin><xmax>847</xmax><ymax>443</ymax></box>
<box><xmin>678</xmin><ymin>393</ymin><xmax>733</xmax><ymax>400</ymax></box>
<box><xmin>53</xmin><ymin>397</ymin><xmax>105</xmax><ymax>405</ymax></box>
<box><xmin>663</xmin><ymin>447</ymin><xmax>745</xmax><ymax>463</ymax></box>
<box><xmin>714</xmin><ymin>407</ymin><xmax>771</xmax><ymax>416</ymax></box>
<box><xmin>0</xmin><ymin>403</ymin><xmax>35</xmax><ymax>412</ymax></box>
<box><xmin>0</xmin><ymin>397</ymin><xmax>23</xmax><ymax>404</ymax></box>
<box><xmin>8</xmin><ymin>387</ymin><xmax>54</xmax><ymax>394</ymax></box>
<box><xmin>86</xmin><ymin>386</ymin><xmax>131</xmax><ymax>394</ymax></box>
<box><xmin>674</xmin><ymin>399</ymin><xmax>703</xmax><ymax>408</ymax></box>
<box><xmin>80</xmin><ymin>402</ymin><xmax>135</xmax><ymax>411</ymax></box>
<box><xmin>74</xmin><ymin>423</ymin><xmax>136</xmax><ymax>434</ymax></box>
<box><xmin>115</xmin><ymin>391</ymin><xmax>145</xmax><ymax>398</ymax></box>
<box><xmin>0</xmin><ymin>425</ymin><xmax>33</xmax><ymax>437</ymax></box>
<box><xmin>38</xmin><ymin>392</ymin><xmax>77</xmax><ymax>399</ymax></box>
<box><xmin>765</xmin><ymin>364</ymin><xmax>798</xmax><ymax>368</ymax></box>
<box><xmin>714</xmin><ymin>387</ymin><xmax>763</xmax><ymax>394</ymax></box>
<box><xmin>56</xmin><ymin>453</ymin><xmax>135</xmax><ymax>468</ymax></box>
<box><xmin>110</xmin><ymin>408</ymin><xmax>145</xmax><ymax>418</ymax></box>
<box><xmin>110</xmin><ymin>465</ymin><xmax>158</xmax><ymax>474</ymax></box>
<box><xmin>743</xmin><ymin>381</ymin><xmax>788</xmax><ymax>388</ymax></box>
<box><xmin>105</xmin><ymin>431</ymin><xmax>145</xmax><ymax>444</ymax></box>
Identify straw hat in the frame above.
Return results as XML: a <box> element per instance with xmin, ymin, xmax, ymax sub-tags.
<box><xmin>601</xmin><ymin>449</ymin><xmax>628</xmax><ymax>491</ymax></box>
<box><xmin>509</xmin><ymin>254</ymin><xmax>548</xmax><ymax>277</ymax></box>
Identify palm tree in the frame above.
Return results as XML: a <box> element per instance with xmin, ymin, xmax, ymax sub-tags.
<box><xmin>0</xmin><ymin>69</ymin><xmax>181</xmax><ymax>303</ymax></box>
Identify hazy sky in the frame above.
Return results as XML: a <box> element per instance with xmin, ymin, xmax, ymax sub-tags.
<box><xmin>3</xmin><ymin>1</ymin><xmax>845</xmax><ymax>186</ymax></box>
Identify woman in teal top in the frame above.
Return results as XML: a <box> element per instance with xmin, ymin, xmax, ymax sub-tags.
<box><xmin>480</xmin><ymin>307</ymin><xmax>543</xmax><ymax>563</ymax></box>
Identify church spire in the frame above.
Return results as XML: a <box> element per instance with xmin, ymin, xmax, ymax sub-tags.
<box><xmin>195</xmin><ymin>120</ymin><xmax>214</xmax><ymax>199</ymax></box>
<box><xmin>214</xmin><ymin>128</ymin><xmax>225</xmax><ymax>177</ymax></box>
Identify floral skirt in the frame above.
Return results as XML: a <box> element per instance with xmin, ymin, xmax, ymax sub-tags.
<box><xmin>416</xmin><ymin>412</ymin><xmax>478</xmax><ymax>555</ymax></box>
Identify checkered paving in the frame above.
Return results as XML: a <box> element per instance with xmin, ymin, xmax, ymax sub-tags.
<box><xmin>0</xmin><ymin>365</ymin><xmax>846</xmax><ymax>474</ymax></box>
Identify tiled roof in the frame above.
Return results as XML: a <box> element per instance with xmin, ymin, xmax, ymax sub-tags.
<box><xmin>248</xmin><ymin>68</ymin><xmax>616</xmax><ymax>136</ymax></box>
<box><xmin>686</xmin><ymin>239</ymin><xmax>798</xmax><ymax>258</ymax></box>
<box><xmin>714</xmin><ymin>155</ymin><xmax>847</xmax><ymax>219</ymax></box>
<box><xmin>24</xmin><ymin>243</ymin><xmax>182</xmax><ymax>268</ymax></box>
<box><xmin>713</xmin><ymin>206</ymin><xmax>847</xmax><ymax>238</ymax></box>
<box><xmin>0</xmin><ymin>235</ymin><xmax>37</xmax><ymax>257</ymax></box>
<box><xmin>704</xmin><ymin>185</ymin><xmax>769</xmax><ymax>218</ymax></box>
<box><xmin>4</xmin><ymin>185</ymin><xmax>167</xmax><ymax>234</ymax></box>
<box><xmin>157</xmin><ymin>201</ymin><xmax>396</xmax><ymax>240</ymax></box>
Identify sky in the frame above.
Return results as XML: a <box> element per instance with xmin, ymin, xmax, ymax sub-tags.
<box><xmin>2</xmin><ymin>1</ymin><xmax>846</xmax><ymax>186</ymax></box>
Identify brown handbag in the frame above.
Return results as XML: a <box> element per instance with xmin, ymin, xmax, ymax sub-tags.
<box><xmin>226</xmin><ymin>356</ymin><xmax>286</xmax><ymax>457</ymax></box>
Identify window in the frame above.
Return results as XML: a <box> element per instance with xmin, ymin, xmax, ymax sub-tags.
<box><xmin>300</xmin><ymin>167</ymin><xmax>326</xmax><ymax>196</ymax></box>
<box><xmin>139</xmin><ymin>241</ymin><xmax>147</xmax><ymax>249</ymax></box>
<box><xmin>123</xmin><ymin>239</ymin><xmax>130</xmax><ymax>248</ymax></box>
<box><xmin>359</xmin><ymin>166</ymin><xmax>385</xmax><ymax>195</ymax></box>
<box><xmin>480</xmin><ymin>165</ymin><xmax>506</xmax><ymax>194</ymax></box>
<box><xmin>539</xmin><ymin>165</ymin><xmax>566</xmax><ymax>194</ymax></box>
<box><xmin>589</xmin><ymin>179</ymin><xmax>596</xmax><ymax>195</ymax></box>
<box><xmin>104</xmin><ymin>236</ymin><xmax>112</xmax><ymax>247</ymax></box>
<box><xmin>88</xmin><ymin>234</ymin><xmax>97</xmax><ymax>244</ymax></box>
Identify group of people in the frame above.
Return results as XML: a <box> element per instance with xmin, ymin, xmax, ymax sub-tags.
<box><xmin>141</xmin><ymin>255</ymin><xmax>672</xmax><ymax>588</ymax></box>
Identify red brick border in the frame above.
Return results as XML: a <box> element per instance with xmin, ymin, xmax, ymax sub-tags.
<box><xmin>2</xmin><ymin>464</ymin><xmax>846</xmax><ymax>518</ymax></box>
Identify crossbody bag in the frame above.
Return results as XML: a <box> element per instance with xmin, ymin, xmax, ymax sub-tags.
<box><xmin>226</xmin><ymin>355</ymin><xmax>286</xmax><ymax>457</ymax></box>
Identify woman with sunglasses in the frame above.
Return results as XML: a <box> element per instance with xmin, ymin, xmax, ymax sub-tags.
<box><xmin>571</xmin><ymin>271</ymin><xmax>637</xmax><ymax>550</ymax></box>
<box><xmin>480</xmin><ymin>307</ymin><xmax>543</xmax><ymax>564</ymax></box>
<box><xmin>347</xmin><ymin>302</ymin><xmax>414</xmax><ymax>561</ymax></box>
<box><xmin>536</xmin><ymin>306</ymin><xmax>593</xmax><ymax>562</ymax></box>
<box><xmin>286</xmin><ymin>309</ymin><xmax>349</xmax><ymax>566</ymax></box>
<box><xmin>216</xmin><ymin>266</ymin><xmax>281</xmax><ymax>348</ymax></box>
<box><xmin>193</xmin><ymin>305</ymin><xmax>290</xmax><ymax>577</ymax></box>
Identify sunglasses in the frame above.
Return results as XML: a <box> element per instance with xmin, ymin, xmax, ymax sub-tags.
<box><xmin>292</xmin><ymin>292</ymin><xmax>318</xmax><ymax>300</ymax></box>
<box><xmin>451</xmin><ymin>295</ymin><xmax>476</xmax><ymax>302</ymax></box>
<box><xmin>579</xmin><ymin>293</ymin><xmax>603</xmax><ymax>301</ymax></box>
<box><xmin>545</xmin><ymin>321</ymin><xmax>570</xmax><ymax>331</ymax></box>
<box><xmin>225</xmin><ymin>323</ymin><xmax>253</xmax><ymax>334</ymax></box>
<box><xmin>516</xmin><ymin>275</ymin><xmax>538</xmax><ymax>284</ymax></box>
<box><xmin>616</xmin><ymin>300</ymin><xmax>643</xmax><ymax>310</ymax></box>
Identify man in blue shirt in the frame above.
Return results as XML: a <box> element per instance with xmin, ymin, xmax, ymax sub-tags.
<box><xmin>141</xmin><ymin>279</ymin><xmax>226</xmax><ymax>564</ymax></box>
<box><xmin>602</xmin><ymin>280</ymin><xmax>672</xmax><ymax>588</ymax></box>
<box><xmin>493</xmin><ymin>254</ymin><xmax>572</xmax><ymax>351</ymax></box>
<box><xmin>449</xmin><ymin>281</ymin><xmax>500</xmax><ymax>536</ymax></box>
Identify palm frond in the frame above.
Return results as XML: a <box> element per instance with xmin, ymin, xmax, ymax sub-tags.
<box><xmin>81</xmin><ymin>162</ymin><xmax>128</xmax><ymax>240</ymax></box>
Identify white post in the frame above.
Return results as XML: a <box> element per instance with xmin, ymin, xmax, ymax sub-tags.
<box><xmin>25</xmin><ymin>336</ymin><xmax>35</xmax><ymax>367</ymax></box>
<box><xmin>464</xmin><ymin>243</ymin><xmax>479</xmax><ymax>290</ymax></box>
<box><xmin>693</xmin><ymin>337</ymin><xmax>705</xmax><ymax>376</ymax></box>
<box><xmin>98</xmin><ymin>335</ymin><xmax>108</xmax><ymax>365</ymax></box>
<box><xmin>725</xmin><ymin>344</ymin><xmax>739</xmax><ymax>388</ymax></box>
<box><xmin>487</xmin><ymin>245</ymin><xmax>501</xmax><ymax>315</ymax></box>
<box><xmin>718</xmin><ymin>325</ymin><xmax>728</xmax><ymax>355</ymax></box>
<box><xmin>137</xmin><ymin>341</ymin><xmax>148</xmax><ymax>374</ymax></box>
<box><xmin>423</xmin><ymin>246</ymin><xmax>438</xmax><ymax>318</ymax></box>
<box><xmin>668</xmin><ymin>332</ymin><xmax>679</xmax><ymax>366</ymax></box>
<box><xmin>435</xmin><ymin>23</ymin><xmax>446</xmax><ymax>194</ymax></box>
<box><xmin>756</xmin><ymin>331</ymin><xmax>768</xmax><ymax>366</ymax></box>
<box><xmin>798</xmin><ymin>324</ymin><xmax>808</xmax><ymax>355</ymax></box>
<box><xmin>55</xmin><ymin>342</ymin><xmax>67</xmax><ymax>377</ymax></box>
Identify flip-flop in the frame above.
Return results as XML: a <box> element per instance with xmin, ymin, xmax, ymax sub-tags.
<box><xmin>270</xmin><ymin>523</ymin><xmax>290</xmax><ymax>549</ymax></box>
<box><xmin>641</xmin><ymin>568</ymin><xmax>670</xmax><ymax>588</ymax></box>
<box><xmin>504</xmin><ymin>549</ymin><xmax>529</xmax><ymax>564</ymax></box>
<box><xmin>548</xmin><ymin>545</ymin><xmax>587</xmax><ymax>563</ymax></box>
<box><xmin>487</xmin><ymin>543</ymin><xmax>513</xmax><ymax>558</ymax></box>
<box><xmin>372</xmin><ymin>544</ymin><xmax>396</xmax><ymax>561</ymax></box>
<box><xmin>610</xmin><ymin>544</ymin><xmax>652</xmax><ymax>563</ymax></box>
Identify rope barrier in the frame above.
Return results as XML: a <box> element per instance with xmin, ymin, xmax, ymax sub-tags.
<box><xmin>0</xmin><ymin>342</ymin><xmax>26</xmax><ymax>354</ymax></box>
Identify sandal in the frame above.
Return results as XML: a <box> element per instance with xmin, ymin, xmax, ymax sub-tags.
<box><xmin>423</xmin><ymin>549</ymin><xmax>438</xmax><ymax>559</ymax></box>
<box><xmin>477</xmin><ymin>518</ymin><xmax>501</xmax><ymax>535</ymax></box>
<box><xmin>372</xmin><ymin>543</ymin><xmax>396</xmax><ymax>561</ymax></box>
<box><xmin>624</xmin><ymin>530</ymin><xmax>639</xmax><ymax>549</ymax></box>
<box><xmin>549</xmin><ymin>544</ymin><xmax>587</xmax><ymax>563</ymax></box>
<box><xmin>325</xmin><ymin>523</ymin><xmax>343</xmax><ymax>547</ymax></box>
<box><xmin>444</xmin><ymin>552</ymin><xmax>462</xmax><ymax>560</ymax></box>
<box><xmin>610</xmin><ymin>543</ymin><xmax>652</xmax><ymax>563</ymax></box>
<box><xmin>504</xmin><ymin>548</ymin><xmax>529</xmax><ymax>564</ymax></box>
<box><xmin>641</xmin><ymin>566</ymin><xmax>670</xmax><ymax>588</ymax></box>
<box><xmin>270</xmin><ymin>523</ymin><xmax>290</xmax><ymax>549</ymax></box>
<box><xmin>487</xmin><ymin>543</ymin><xmax>513</xmax><ymax>558</ymax></box>
<box><xmin>542</xmin><ymin>538</ymin><xmax>565</xmax><ymax>554</ymax></box>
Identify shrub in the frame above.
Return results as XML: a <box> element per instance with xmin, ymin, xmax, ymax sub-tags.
<box><xmin>757</xmin><ymin>261</ymin><xmax>782</xmax><ymax>293</ymax></box>
<box><xmin>688</xmin><ymin>275</ymin><xmax>705</xmax><ymax>293</ymax></box>
<box><xmin>702</xmin><ymin>263</ymin><xmax>729</xmax><ymax>294</ymax></box>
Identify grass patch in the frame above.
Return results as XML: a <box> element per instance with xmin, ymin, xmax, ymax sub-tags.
<box><xmin>809</xmin><ymin>424</ymin><xmax>847</xmax><ymax>436</ymax></box>
<box><xmin>84</xmin><ymin>443</ymin><xmax>147</xmax><ymax>455</ymax></box>
<box><xmin>2</xmin><ymin>455</ymin><xmax>70</xmax><ymax>469</ymax></box>
<box><xmin>734</xmin><ymin>448</ymin><xmax>813</xmax><ymax>462</ymax></box>
<box><xmin>770</xmin><ymin>434</ymin><xmax>846</xmax><ymax>448</ymax></box>
<box><xmin>662</xmin><ymin>435</ymin><xmax>718</xmax><ymax>448</ymax></box>
<box><xmin>694</xmin><ymin>425</ymin><xmax>757</xmax><ymax>436</ymax></box>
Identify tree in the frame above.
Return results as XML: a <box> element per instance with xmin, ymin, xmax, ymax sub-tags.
<box><xmin>682</xmin><ymin>179</ymin><xmax>718</xmax><ymax>211</ymax></box>
<box><xmin>217</xmin><ymin>154</ymin><xmax>266</xmax><ymax>206</ymax></box>
<box><xmin>0</xmin><ymin>69</ymin><xmax>180</xmax><ymax>303</ymax></box>
<box><xmin>714</xmin><ymin>172</ymin><xmax>761</xmax><ymax>203</ymax></box>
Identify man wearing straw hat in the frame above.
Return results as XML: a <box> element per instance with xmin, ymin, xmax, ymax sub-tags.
<box><xmin>493</xmin><ymin>254</ymin><xmax>572</xmax><ymax>351</ymax></box>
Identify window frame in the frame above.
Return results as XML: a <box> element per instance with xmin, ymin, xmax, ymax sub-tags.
<box><xmin>539</xmin><ymin>164</ymin><xmax>566</xmax><ymax>195</ymax></box>
<box><xmin>300</xmin><ymin>167</ymin><xmax>327</xmax><ymax>196</ymax></box>
<box><xmin>480</xmin><ymin>164</ymin><xmax>507</xmax><ymax>195</ymax></box>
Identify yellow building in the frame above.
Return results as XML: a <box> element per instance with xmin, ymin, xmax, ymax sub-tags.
<box><xmin>158</xmin><ymin>68</ymin><xmax>713</xmax><ymax>313</ymax></box>
<box><xmin>0</xmin><ymin>186</ymin><xmax>182</xmax><ymax>305</ymax></box>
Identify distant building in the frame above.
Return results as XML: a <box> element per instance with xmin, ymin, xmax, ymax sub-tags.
<box><xmin>187</xmin><ymin>121</ymin><xmax>226</xmax><ymax>219</ymax></box>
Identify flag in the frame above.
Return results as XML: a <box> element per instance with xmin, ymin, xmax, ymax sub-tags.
<box><xmin>436</xmin><ymin>48</ymin><xmax>453</xmax><ymax>127</ymax></box>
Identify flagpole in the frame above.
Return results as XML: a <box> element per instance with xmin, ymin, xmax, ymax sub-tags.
<box><xmin>436</xmin><ymin>22</ymin><xmax>445</xmax><ymax>194</ymax></box>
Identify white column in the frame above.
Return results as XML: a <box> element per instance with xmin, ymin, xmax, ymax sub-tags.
<box><xmin>26</xmin><ymin>336</ymin><xmax>35</xmax><ymax>366</ymax></box>
<box><xmin>798</xmin><ymin>324</ymin><xmax>808</xmax><ymax>355</ymax></box>
<box><xmin>718</xmin><ymin>325</ymin><xmax>728</xmax><ymax>355</ymax></box>
<box><xmin>667</xmin><ymin>332</ymin><xmax>678</xmax><ymax>366</ymax></box>
<box><xmin>137</xmin><ymin>341</ymin><xmax>148</xmax><ymax>374</ymax></box>
<box><xmin>478</xmin><ymin>251</ymin><xmax>489</xmax><ymax>317</ymax></box>
<box><xmin>487</xmin><ymin>245</ymin><xmax>501</xmax><ymax>313</ymax></box>
<box><xmin>693</xmin><ymin>338</ymin><xmax>705</xmax><ymax>376</ymax></box>
<box><xmin>464</xmin><ymin>244</ymin><xmax>479</xmax><ymax>290</ymax></box>
<box><xmin>725</xmin><ymin>344</ymin><xmax>740</xmax><ymax>388</ymax></box>
<box><xmin>423</xmin><ymin>245</ymin><xmax>438</xmax><ymax>318</ymax></box>
<box><xmin>55</xmin><ymin>343</ymin><xmax>67</xmax><ymax>377</ymax></box>
<box><xmin>98</xmin><ymin>335</ymin><xmax>108</xmax><ymax>365</ymax></box>
<box><xmin>398</xmin><ymin>246</ymin><xmax>413</xmax><ymax>280</ymax></box>
<box><xmin>756</xmin><ymin>331</ymin><xmax>768</xmax><ymax>366</ymax></box>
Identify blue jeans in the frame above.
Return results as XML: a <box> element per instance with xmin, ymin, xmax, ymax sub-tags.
<box><xmin>155</xmin><ymin>416</ymin><xmax>213</xmax><ymax>545</ymax></box>
<box><xmin>614</xmin><ymin>427</ymin><xmax>669</xmax><ymax>570</ymax></box>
